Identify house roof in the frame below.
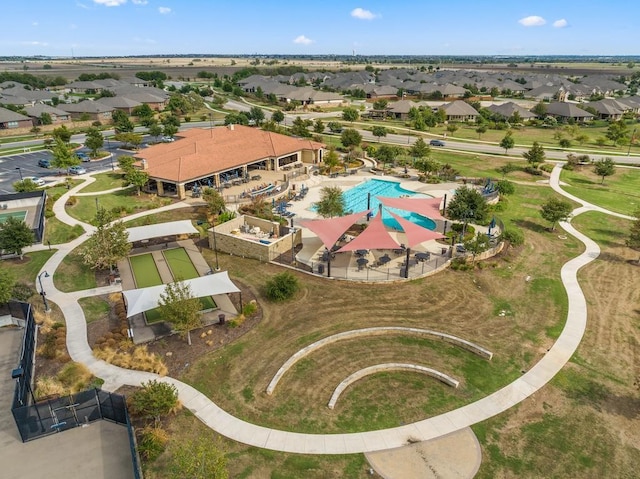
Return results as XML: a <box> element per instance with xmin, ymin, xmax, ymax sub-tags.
<box><xmin>0</xmin><ymin>106</ymin><xmax>31</xmax><ymax>122</ymax></box>
<box><xmin>59</xmin><ymin>100</ymin><xmax>114</xmax><ymax>114</ymax></box>
<box><xmin>96</xmin><ymin>97</ymin><xmax>142</xmax><ymax>109</ymax></box>
<box><xmin>487</xmin><ymin>102</ymin><xmax>537</xmax><ymax>119</ymax></box>
<box><xmin>136</xmin><ymin>126</ymin><xmax>324</xmax><ymax>183</ymax></box>
<box><xmin>441</xmin><ymin>100</ymin><xmax>479</xmax><ymax>116</ymax></box>
<box><xmin>546</xmin><ymin>102</ymin><xmax>594</xmax><ymax>119</ymax></box>
<box><xmin>586</xmin><ymin>99</ymin><xmax>624</xmax><ymax>116</ymax></box>
<box><xmin>24</xmin><ymin>104</ymin><xmax>70</xmax><ymax>117</ymax></box>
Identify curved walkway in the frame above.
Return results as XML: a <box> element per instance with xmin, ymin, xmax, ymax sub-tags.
<box><xmin>33</xmin><ymin>166</ymin><xmax>623</xmax><ymax>453</ymax></box>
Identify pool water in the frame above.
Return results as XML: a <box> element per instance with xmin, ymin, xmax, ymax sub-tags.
<box><xmin>342</xmin><ymin>179</ymin><xmax>436</xmax><ymax>230</ymax></box>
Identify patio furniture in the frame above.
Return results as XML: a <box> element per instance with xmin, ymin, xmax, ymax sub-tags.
<box><xmin>378</xmin><ymin>254</ymin><xmax>391</xmax><ymax>266</ymax></box>
<box><xmin>415</xmin><ymin>252</ymin><xmax>431</xmax><ymax>262</ymax></box>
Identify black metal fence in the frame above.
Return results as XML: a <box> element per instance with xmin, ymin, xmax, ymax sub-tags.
<box><xmin>9</xmin><ymin>301</ymin><xmax>142</xmax><ymax>478</ymax></box>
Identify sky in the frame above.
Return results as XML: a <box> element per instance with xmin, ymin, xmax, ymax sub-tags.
<box><xmin>2</xmin><ymin>0</ymin><xmax>639</xmax><ymax>57</ymax></box>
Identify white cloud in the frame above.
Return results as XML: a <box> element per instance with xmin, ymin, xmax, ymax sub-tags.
<box><xmin>158</xmin><ymin>6</ymin><xmax>171</xmax><ymax>14</ymax></box>
<box><xmin>76</xmin><ymin>2</ymin><xmax>90</xmax><ymax>9</ymax></box>
<box><xmin>93</xmin><ymin>0</ymin><xmax>127</xmax><ymax>6</ymax></box>
<box><xmin>32</xmin><ymin>21</ymin><xmax>39</xmax><ymax>26</ymax></box>
<box><xmin>518</xmin><ymin>15</ymin><xmax>546</xmax><ymax>27</ymax></box>
<box><xmin>132</xmin><ymin>0</ymin><xmax>148</xmax><ymax>4</ymax></box>
<box><xmin>553</xmin><ymin>18</ymin><xmax>568</xmax><ymax>28</ymax></box>
<box><xmin>293</xmin><ymin>35</ymin><xmax>314</xmax><ymax>45</ymax></box>
<box><xmin>23</xmin><ymin>41</ymin><xmax>49</xmax><ymax>46</ymax></box>
<box><xmin>351</xmin><ymin>7</ymin><xmax>379</xmax><ymax>20</ymax></box>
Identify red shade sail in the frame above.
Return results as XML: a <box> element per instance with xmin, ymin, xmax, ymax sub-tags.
<box><xmin>336</xmin><ymin>214</ymin><xmax>401</xmax><ymax>252</ymax></box>
<box><xmin>377</xmin><ymin>196</ymin><xmax>446</xmax><ymax>221</ymax></box>
<box><xmin>387</xmin><ymin>211</ymin><xmax>446</xmax><ymax>247</ymax></box>
<box><xmin>299</xmin><ymin>210</ymin><xmax>370</xmax><ymax>248</ymax></box>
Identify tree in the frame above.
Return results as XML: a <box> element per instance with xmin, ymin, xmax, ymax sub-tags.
<box><xmin>497</xmin><ymin>162</ymin><xmax>518</xmax><ymax>178</ymax></box>
<box><xmin>499</xmin><ymin>131</ymin><xmax>515</xmax><ymax>154</ymax></box>
<box><xmin>131</xmin><ymin>103</ymin><xmax>154</xmax><ymax>121</ymax></box>
<box><xmin>168</xmin><ymin>434</ymin><xmax>228</xmax><ymax>479</ymax></box>
<box><xmin>125</xmin><ymin>169</ymin><xmax>149</xmax><ymax>195</ymax></box>
<box><xmin>265</xmin><ymin>272</ymin><xmax>300</xmax><ymax>302</ymax></box>
<box><xmin>606</xmin><ymin>120</ymin><xmax>628</xmax><ymax>146</ymax></box>
<box><xmin>112</xmin><ymin>110</ymin><xmax>134</xmax><ymax>133</ymax></box>
<box><xmin>51</xmin><ymin>137</ymin><xmax>79</xmax><ymax>172</ymax></box>
<box><xmin>540</xmin><ymin>198</ymin><xmax>572</xmax><ymax>231</ymax></box>
<box><xmin>372</xmin><ymin>99</ymin><xmax>388</xmax><ymax>110</ymax></box>
<box><xmin>342</xmin><ymin>107</ymin><xmax>359</xmax><ymax>123</ymax></box>
<box><xmin>290</xmin><ymin>116</ymin><xmax>312</xmax><ymax>137</ymax></box>
<box><xmin>372</xmin><ymin>126</ymin><xmax>387</xmax><ymax>142</ymax></box>
<box><xmin>327</xmin><ymin>121</ymin><xmax>343</xmax><ymax>133</ymax></box>
<box><xmin>159</xmin><ymin>280</ymin><xmax>202</xmax><ymax>345</ymax></box>
<box><xmin>84</xmin><ymin>127</ymin><xmax>104</xmax><ymax>157</ymax></box>
<box><xmin>415</xmin><ymin>157</ymin><xmax>440</xmax><ymax>178</ymax></box>
<box><xmin>593</xmin><ymin>157</ymin><xmax>616</xmax><ymax>184</ymax></box>
<box><xmin>202</xmin><ymin>187</ymin><xmax>226</xmax><ymax>220</ymax></box>
<box><xmin>118</xmin><ymin>155</ymin><xmax>135</xmax><ymax>173</ymax></box>
<box><xmin>522</xmin><ymin>141</ymin><xmax>546</xmax><ymax>167</ymax></box>
<box><xmin>0</xmin><ymin>267</ymin><xmax>16</xmax><ymax>304</ymax></box>
<box><xmin>531</xmin><ymin>101</ymin><xmax>548</xmax><ymax>118</ymax></box>
<box><xmin>148</xmin><ymin>122</ymin><xmax>163</xmax><ymax>142</ymax></box>
<box><xmin>313</xmin><ymin>119</ymin><xmax>325</xmax><ymax>135</ymax></box>
<box><xmin>496</xmin><ymin>180</ymin><xmax>516</xmax><ymax>195</ymax></box>
<box><xmin>475</xmin><ymin>125</ymin><xmax>487</xmax><ymax>139</ymax></box>
<box><xmin>13</xmin><ymin>179</ymin><xmax>39</xmax><ymax>192</ymax></box>
<box><xmin>248</xmin><ymin>106</ymin><xmax>265</xmax><ymax>126</ymax></box>
<box><xmin>0</xmin><ymin>217</ymin><xmax>34</xmax><ymax>259</ymax></box>
<box><xmin>446</xmin><ymin>186</ymin><xmax>489</xmax><ymax>224</ymax></box>
<box><xmin>314</xmin><ymin>185</ymin><xmax>345</xmax><ymax>218</ymax></box>
<box><xmin>626</xmin><ymin>209</ymin><xmax>640</xmax><ymax>264</ymax></box>
<box><xmin>114</xmin><ymin>132</ymin><xmax>143</xmax><ymax>149</ymax></box>
<box><xmin>323</xmin><ymin>147</ymin><xmax>340</xmax><ymax>175</ymax></box>
<box><xmin>409</xmin><ymin>137</ymin><xmax>430</xmax><ymax>163</ymax></box>
<box><xmin>40</xmin><ymin>112</ymin><xmax>52</xmax><ymax>125</ymax></box>
<box><xmin>82</xmin><ymin>207</ymin><xmax>132</xmax><ymax>271</ymax></box>
<box><xmin>340</xmin><ymin>128</ymin><xmax>362</xmax><ymax>149</ymax></box>
<box><xmin>375</xmin><ymin>144</ymin><xmax>401</xmax><ymax>169</ymax></box>
<box><xmin>464</xmin><ymin>232</ymin><xmax>491</xmax><ymax>266</ymax></box>
<box><xmin>52</xmin><ymin>124</ymin><xmax>72</xmax><ymax>143</ymax></box>
<box><xmin>129</xmin><ymin>380</ymin><xmax>180</xmax><ymax>425</ymax></box>
<box><xmin>271</xmin><ymin>110</ymin><xmax>284</xmax><ymax>125</ymax></box>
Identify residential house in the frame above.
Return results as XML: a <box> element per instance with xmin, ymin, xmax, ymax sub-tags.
<box><xmin>440</xmin><ymin>100</ymin><xmax>479</xmax><ymax>122</ymax></box>
<box><xmin>486</xmin><ymin>102</ymin><xmax>537</xmax><ymax>121</ymax></box>
<box><xmin>0</xmin><ymin>106</ymin><xmax>33</xmax><ymax>129</ymax></box>
<box><xmin>585</xmin><ymin>99</ymin><xmax>625</xmax><ymax>120</ymax></box>
<box><xmin>545</xmin><ymin>102</ymin><xmax>594</xmax><ymax>122</ymax></box>
<box><xmin>59</xmin><ymin>100</ymin><xmax>114</xmax><ymax>121</ymax></box>
<box><xmin>24</xmin><ymin>104</ymin><xmax>71</xmax><ymax>124</ymax></box>
<box><xmin>95</xmin><ymin>96</ymin><xmax>142</xmax><ymax>114</ymax></box>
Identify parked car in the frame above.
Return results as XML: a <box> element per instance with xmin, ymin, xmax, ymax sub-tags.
<box><xmin>161</xmin><ymin>136</ymin><xmax>175</xmax><ymax>143</ymax></box>
<box><xmin>68</xmin><ymin>165</ymin><xmax>87</xmax><ymax>175</ymax></box>
<box><xmin>74</xmin><ymin>152</ymin><xmax>91</xmax><ymax>162</ymax></box>
<box><xmin>24</xmin><ymin>176</ymin><xmax>45</xmax><ymax>187</ymax></box>
<box><xmin>38</xmin><ymin>158</ymin><xmax>51</xmax><ymax>168</ymax></box>
<box><xmin>429</xmin><ymin>139</ymin><xmax>446</xmax><ymax>147</ymax></box>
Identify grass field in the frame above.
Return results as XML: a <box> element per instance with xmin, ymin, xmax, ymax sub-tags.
<box><xmin>163</xmin><ymin>248</ymin><xmax>200</xmax><ymax>280</ymax></box>
<box><xmin>55</xmin><ymin>251</ymin><xmax>97</xmax><ymax>292</ymax></box>
<box><xmin>45</xmin><ymin>217</ymin><xmax>85</xmax><ymax>245</ymax></box>
<box><xmin>129</xmin><ymin>253</ymin><xmax>163</xmax><ymax>288</ymax></box>
<box><xmin>1</xmin><ymin>250</ymin><xmax>56</xmax><ymax>289</ymax></box>
<box><xmin>79</xmin><ymin>172</ymin><xmax>128</xmax><ymax>193</ymax></box>
<box><xmin>78</xmin><ymin>296</ymin><xmax>111</xmax><ymax>324</ymax></box>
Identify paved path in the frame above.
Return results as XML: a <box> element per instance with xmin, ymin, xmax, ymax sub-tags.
<box><xmin>33</xmin><ymin>166</ymin><xmax>630</xmax><ymax>454</ymax></box>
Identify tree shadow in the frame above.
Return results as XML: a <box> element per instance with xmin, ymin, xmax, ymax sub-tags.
<box><xmin>512</xmin><ymin>219</ymin><xmax>548</xmax><ymax>234</ymax></box>
<box><xmin>603</xmin><ymin>394</ymin><xmax>640</xmax><ymax>419</ymax></box>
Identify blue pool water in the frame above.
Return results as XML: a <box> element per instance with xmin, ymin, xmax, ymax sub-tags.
<box><xmin>342</xmin><ymin>179</ymin><xmax>436</xmax><ymax>230</ymax></box>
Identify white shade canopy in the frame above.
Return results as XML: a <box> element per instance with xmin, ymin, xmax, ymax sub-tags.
<box><xmin>122</xmin><ymin>271</ymin><xmax>240</xmax><ymax>318</ymax></box>
<box><xmin>126</xmin><ymin>220</ymin><xmax>198</xmax><ymax>243</ymax></box>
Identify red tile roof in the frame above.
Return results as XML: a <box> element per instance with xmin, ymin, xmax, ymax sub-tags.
<box><xmin>136</xmin><ymin>125</ymin><xmax>324</xmax><ymax>182</ymax></box>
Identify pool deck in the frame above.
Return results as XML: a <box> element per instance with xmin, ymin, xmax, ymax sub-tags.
<box><xmin>118</xmin><ymin>239</ymin><xmax>238</xmax><ymax>344</ymax></box>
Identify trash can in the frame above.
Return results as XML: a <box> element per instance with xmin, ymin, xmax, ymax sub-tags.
<box><xmin>317</xmin><ymin>264</ymin><xmax>325</xmax><ymax>274</ymax></box>
<box><xmin>218</xmin><ymin>314</ymin><xmax>225</xmax><ymax>325</ymax></box>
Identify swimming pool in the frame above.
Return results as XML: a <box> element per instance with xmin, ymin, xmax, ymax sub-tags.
<box><xmin>342</xmin><ymin>179</ymin><xmax>436</xmax><ymax>230</ymax></box>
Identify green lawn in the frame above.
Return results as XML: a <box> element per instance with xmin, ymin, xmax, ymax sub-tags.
<box><xmin>569</xmin><ymin>211</ymin><xmax>633</xmax><ymax>248</ymax></box>
<box><xmin>45</xmin><ymin>217</ymin><xmax>85</xmax><ymax>245</ymax></box>
<box><xmin>66</xmin><ymin>190</ymin><xmax>171</xmax><ymax>224</ymax></box>
<box><xmin>129</xmin><ymin>253</ymin><xmax>163</xmax><ymax>288</ymax></box>
<box><xmin>78</xmin><ymin>296</ymin><xmax>111</xmax><ymax>324</ymax></box>
<box><xmin>55</xmin><ymin>251</ymin><xmax>97</xmax><ymax>292</ymax></box>
<box><xmin>163</xmin><ymin>248</ymin><xmax>199</xmax><ymax>279</ymax></box>
<box><xmin>560</xmin><ymin>166</ymin><xmax>640</xmax><ymax>216</ymax></box>
<box><xmin>1</xmin><ymin>250</ymin><xmax>56</xmax><ymax>287</ymax></box>
<box><xmin>79</xmin><ymin>172</ymin><xmax>128</xmax><ymax>193</ymax></box>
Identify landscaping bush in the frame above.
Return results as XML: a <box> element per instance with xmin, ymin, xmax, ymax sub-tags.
<box><xmin>539</xmin><ymin>163</ymin><xmax>555</xmax><ymax>173</ymax></box>
<box><xmin>12</xmin><ymin>282</ymin><xmax>35</xmax><ymax>301</ymax></box>
<box><xmin>242</xmin><ymin>301</ymin><xmax>258</xmax><ymax>317</ymax></box>
<box><xmin>502</xmin><ymin>229</ymin><xmax>525</xmax><ymax>246</ymax></box>
<box><xmin>497</xmin><ymin>180</ymin><xmax>515</xmax><ymax>195</ymax></box>
<box><xmin>129</xmin><ymin>380</ymin><xmax>181</xmax><ymax>424</ymax></box>
<box><xmin>138</xmin><ymin>426</ymin><xmax>169</xmax><ymax>461</ymax></box>
<box><xmin>523</xmin><ymin>166</ymin><xmax>543</xmax><ymax>176</ymax></box>
<box><xmin>265</xmin><ymin>272</ymin><xmax>299</xmax><ymax>301</ymax></box>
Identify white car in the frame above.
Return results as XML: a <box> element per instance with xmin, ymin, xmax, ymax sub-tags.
<box><xmin>24</xmin><ymin>176</ymin><xmax>45</xmax><ymax>187</ymax></box>
<box><xmin>161</xmin><ymin>136</ymin><xmax>175</xmax><ymax>143</ymax></box>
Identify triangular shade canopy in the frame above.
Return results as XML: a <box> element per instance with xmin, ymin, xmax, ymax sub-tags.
<box><xmin>387</xmin><ymin>210</ymin><xmax>446</xmax><ymax>247</ymax></box>
<box><xmin>122</xmin><ymin>272</ymin><xmax>240</xmax><ymax>318</ymax></box>
<box><xmin>337</xmin><ymin>214</ymin><xmax>401</xmax><ymax>252</ymax></box>
<box><xmin>126</xmin><ymin>220</ymin><xmax>199</xmax><ymax>243</ymax></box>
<box><xmin>299</xmin><ymin>210</ymin><xmax>370</xmax><ymax>248</ymax></box>
<box><xmin>377</xmin><ymin>196</ymin><xmax>446</xmax><ymax>221</ymax></box>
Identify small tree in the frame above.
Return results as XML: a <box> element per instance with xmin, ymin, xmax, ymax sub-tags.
<box><xmin>82</xmin><ymin>208</ymin><xmax>132</xmax><ymax>271</ymax></box>
<box><xmin>446</xmin><ymin>186</ymin><xmax>489</xmax><ymax>224</ymax></box>
<box><xmin>497</xmin><ymin>180</ymin><xmax>515</xmax><ymax>195</ymax></box>
<box><xmin>159</xmin><ymin>280</ymin><xmax>202</xmax><ymax>345</ymax></box>
<box><xmin>13</xmin><ymin>179</ymin><xmax>39</xmax><ymax>193</ymax></box>
<box><xmin>0</xmin><ymin>217</ymin><xmax>34</xmax><ymax>259</ymax></box>
<box><xmin>52</xmin><ymin>124</ymin><xmax>72</xmax><ymax>143</ymax></box>
<box><xmin>340</xmin><ymin>128</ymin><xmax>362</xmax><ymax>149</ymax></box>
<box><xmin>342</xmin><ymin>107</ymin><xmax>359</xmax><ymax>123</ymax></box>
<box><xmin>497</xmin><ymin>162</ymin><xmax>518</xmax><ymax>178</ymax></box>
<box><xmin>248</xmin><ymin>106</ymin><xmax>265</xmax><ymax>126</ymax></box>
<box><xmin>51</xmin><ymin>137</ymin><xmax>79</xmax><ymax>172</ymax></box>
<box><xmin>626</xmin><ymin>209</ymin><xmax>640</xmax><ymax>264</ymax></box>
<box><xmin>372</xmin><ymin>125</ymin><xmax>387</xmax><ymax>142</ymax></box>
<box><xmin>323</xmin><ymin>147</ymin><xmax>340</xmax><ymax>175</ymax></box>
<box><xmin>464</xmin><ymin>232</ymin><xmax>491</xmax><ymax>266</ymax></box>
<box><xmin>476</xmin><ymin>125</ymin><xmax>487</xmax><ymax>139</ymax></box>
<box><xmin>499</xmin><ymin>132</ymin><xmax>515</xmax><ymax>154</ymax></box>
<box><xmin>593</xmin><ymin>157</ymin><xmax>615</xmax><ymax>184</ymax></box>
<box><xmin>84</xmin><ymin>127</ymin><xmax>104</xmax><ymax>157</ymax></box>
<box><xmin>118</xmin><ymin>155</ymin><xmax>135</xmax><ymax>174</ymax></box>
<box><xmin>126</xmin><ymin>169</ymin><xmax>149</xmax><ymax>195</ymax></box>
<box><xmin>271</xmin><ymin>110</ymin><xmax>285</xmax><ymax>125</ymax></box>
<box><xmin>265</xmin><ymin>272</ymin><xmax>299</xmax><ymax>302</ymax></box>
<box><xmin>540</xmin><ymin>198</ymin><xmax>572</xmax><ymax>231</ymax></box>
<box><xmin>522</xmin><ymin>141</ymin><xmax>546</xmax><ymax>168</ymax></box>
<box><xmin>202</xmin><ymin>187</ymin><xmax>226</xmax><ymax>220</ymax></box>
<box><xmin>148</xmin><ymin>122</ymin><xmax>163</xmax><ymax>141</ymax></box>
<box><xmin>314</xmin><ymin>185</ymin><xmax>345</xmax><ymax>218</ymax></box>
<box><xmin>313</xmin><ymin>119</ymin><xmax>325</xmax><ymax>135</ymax></box>
<box><xmin>129</xmin><ymin>380</ymin><xmax>180</xmax><ymax>425</ymax></box>
<box><xmin>327</xmin><ymin>121</ymin><xmax>343</xmax><ymax>133</ymax></box>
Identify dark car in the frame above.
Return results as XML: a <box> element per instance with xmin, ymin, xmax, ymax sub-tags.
<box><xmin>38</xmin><ymin>158</ymin><xmax>51</xmax><ymax>168</ymax></box>
<box><xmin>74</xmin><ymin>152</ymin><xmax>90</xmax><ymax>162</ymax></box>
<box><xmin>430</xmin><ymin>139</ymin><xmax>446</xmax><ymax>147</ymax></box>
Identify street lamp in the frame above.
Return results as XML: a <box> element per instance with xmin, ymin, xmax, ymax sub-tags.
<box><xmin>291</xmin><ymin>227</ymin><xmax>297</xmax><ymax>265</ymax></box>
<box><xmin>212</xmin><ymin>222</ymin><xmax>220</xmax><ymax>271</ymax></box>
<box><xmin>15</xmin><ymin>167</ymin><xmax>23</xmax><ymax>182</ymax></box>
<box><xmin>37</xmin><ymin>271</ymin><xmax>51</xmax><ymax>312</ymax></box>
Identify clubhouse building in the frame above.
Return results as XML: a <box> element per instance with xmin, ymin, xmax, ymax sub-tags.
<box><xmin>135</xmin><ymin>125</ymin><xmax>325</xmax><ymax>199</ymax></box>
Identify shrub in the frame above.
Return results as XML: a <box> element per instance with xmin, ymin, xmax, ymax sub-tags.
<box><xmin>539</xmin><ymin>163</ymin><xmax>555</xmax><ymax>173</ymax></box>
<box><xmin>523</xmin><ymin>166</ymin><xmax>543</xmax><ymax>176</ymax></box>
<box><xmin>129</xmin><ymin>380</ymin><xmax>181</xmax><ymax>424</ymax></box>
<box><xmin>35</xmin><ymin>376</ymin><xmax>66</xmax><ymax>399</ymax></box>
<box><xmin>265</xmin><ymin>272</ymin><xmax>299</xmax><ymax>301</ymax></box>
<box><xmin>496</xmin><ymin>180</ymin><xmax>515</xmax><ymax>195</ymax></box>
<box><xmin>242</xmin><ymin>301</ymin><xmax>258</xmax><ymax>317</ymax></box>
<box><xmin>12</xmin><ymin>282</ymin><xmax>35</xmax><ymax>301</ymax></box>
<box><xmin>138</xmin><ymin>426</ymin><xmax>169</xmax><ymax>461</ymax></box>
<box><xmin>502</xmin><ymin>229</ymin><xmax>525</xmax><ymax>246</ymax></box>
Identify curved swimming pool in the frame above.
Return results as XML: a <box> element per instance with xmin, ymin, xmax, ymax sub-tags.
<box><xmin>341</xmin><ymin>178</ymin><xmax>436</xmax><ymax>230</ymax></box>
